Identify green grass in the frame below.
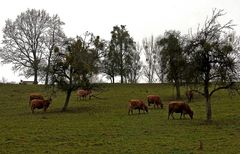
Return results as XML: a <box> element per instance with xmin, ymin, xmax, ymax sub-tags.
<box><xmin>0</xmin><ymin>83</ymin><xmax>239</xmax><ymax>153</ymax></box>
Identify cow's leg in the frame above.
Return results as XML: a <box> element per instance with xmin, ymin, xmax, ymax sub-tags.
<box><xmin>180</xmin><ymin>112</ymin><xmax>182</xmax><ymax>119</ymax></box>
<box><xmin>168</xmin><ymin>111</ymin><xmax>173</xmax><ymax>119</ymax></box>
<box><xmin>31</xmin><ymin>107</ymin><xmax>34</xmax><ymax>114</ymax></box>
<box><xmin>171</xmin><ymin>113</ymin><xmax>175</xmax><ymax>119</ymax></box>
<box><xmin>128</xmin><ymin>108</ymin><xmax>133</xmax><ymax>115</ymax></box>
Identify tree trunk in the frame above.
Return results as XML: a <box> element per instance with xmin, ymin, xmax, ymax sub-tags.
<box><xmin>175</xmin><ymin>80</ymin><xmax>181</xmax><ymax>99</ymax></box>
<box><xmin>112</xmin><ymin>76</ymin><xmax>115</xmax><ymax>84</ymax></box>
<box><xmin>120</xmin><ymin>43</ymin><xmax>124</xmax><ymax>84</ymax></box>
<box><xmin>33</xmin><ymin>69</ymin><xmax>38</xmax><ymax>84</ymax></box>
<box><xmin>204</xmin><ymin>79</ymin><xmax>212</xmax><ymax>122</ymax></box>
<box><xmin>205</xmin><ymin>96</ymin><xmax>212</xmax><ymax>122</ymax></box>
<box><xmin>62</xmin><ymin>89</ymin><xmax>72</xmax><ymax>112</ymax></box>
<box><xmin>45</xmin><ymin>71</ymin><xmax>49</xmax><ymax>85</ymax></box>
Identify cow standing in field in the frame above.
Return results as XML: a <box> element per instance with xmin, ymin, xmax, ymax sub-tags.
<box><xmin>168</xmin><ymin>101</ymin><xmax>193</xmax><ymax>119</ymax></box>
<box><xmin>29</xmin><ymin>93</ymin><xmax>44</xmax><ymax>106</ymax></box>
<box><xmin>147</xmin><ymin>95</ymin><xmax>163</xmax><ymax>109</ymax></box>
<box><xmin>128</xmin><ymin>99</ymin><xmax>148</xmax><ymax>115</ymax></box>
<box><xmin>30</xmin><ymin>98</ymin><xmax>52</xmax><ymax>113</ymax></box>
<box><xmin>186</xmin><ymin>90</ymin><xmax>193</xmax><ymax>102</ymax></box>
<box><xmin>77</xmin><ymin>89</ymin><xmax>92</xmax><ymax>100</ymax></box>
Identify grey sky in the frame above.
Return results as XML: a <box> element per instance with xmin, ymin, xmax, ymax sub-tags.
<box><xmin>0</xmin><ymin>0</ymin><xmax>240</xmax><ymax>82</ymax></box>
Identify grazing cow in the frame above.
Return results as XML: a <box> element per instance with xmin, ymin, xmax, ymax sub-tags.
<box><xmin>77</xmin><ymin>89</ymin><xmax>92</xmax><ymax>100</ymax></box>
<box><xmin>29</xmin><ymin>93</ymin><xmax>44</xmax><ymax>106</ymax></box>
<box><xmin>128</xmin><ymin>99</ymin><xmax>148</xmax><ymax>115</ymax></box>
<box><xmin>186</xmin><ymin>90</ymin><xmax>193</xmax><ymax>102</ymax></box>
<box><xmin>31</xmin><ymin>98</ymin><xmax>52</xmax><ymax>113</ymax></box>
<box><xmin>168</xmin><ymin>101</ymin><xmax>193</xmax><ymax>119</ymax></box>
<box><xmin>147</xmin><ymin>95</ymin><xmax>163</xmax><ymax>109</ymax></box>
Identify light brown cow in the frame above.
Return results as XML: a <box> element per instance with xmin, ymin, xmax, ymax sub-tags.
<box><xmin>29</xmin><ymin>93</ymin><xmax>44</xmax><ymax>106</ymax></box>
<box><xmin>128</xmin><ymin>99</ymin><xmax>148</xmax><ymax>115</ymax></box>
<box><xmin>31</xmin><ymin>98</ymin><xmax>52</xmax><ymax>113</ymax></box>
<box><xmin>168</xmin><ymin>101</ymin><xmax>193</xmax><ymax>119</ymax></box>
<box><xmin>147</xmin><ymin>95</ymin><xmax>163</xmax><ymax>109</ymax></box>
<box><xmin>77</xmin><ymin>89</ymin><xmax>92</xmax><ymax>100</ymax></box>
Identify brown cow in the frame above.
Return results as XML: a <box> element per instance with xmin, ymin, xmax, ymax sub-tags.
<box><xmin>77</xmin><ymin>89</ymin><xmax>92</xmax><ymax>100</ymax></box>
<box><xmin>31</xmin><ymin>98</ymin><xmax>52</xmax><ymax>113</ymax></box>
<box><xmin>29</xmin><ymin>93</ymin><xmax>44</xmax><ymax>106</ymax></box>
<box><xmin>168</xmin><ymin>101</ymin><xmax>193</xmax><ymax>119</ymax></box>
<box><xmin>128</xmin><ymin>99</ymin><xmax>148</xmax><ymax>115</ymax></box>
<box><xmin>186</xmin><ymin>90</ymin><xmax>193</xmax><ymax>102</ymax></box>
<box><xmin>147</xmin><ymin>95</ymin><xmax>163</xmax><ymax>109</ymax></box>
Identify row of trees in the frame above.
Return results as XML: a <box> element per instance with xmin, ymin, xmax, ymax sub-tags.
<box><xmin>0</xmin><ymin>8</ymin><xmax>239</xmax><ymax>121</ymax></box>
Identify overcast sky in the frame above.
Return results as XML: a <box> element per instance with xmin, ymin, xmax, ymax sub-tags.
<box><xmin>0</xmin><ymin>0</ymin><xmax>240</xmax><ymax>83</ymax></box>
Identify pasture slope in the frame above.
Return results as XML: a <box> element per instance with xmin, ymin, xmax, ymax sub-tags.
<box><xmin>0</xmin><ymin>83</ymin><xmax>239</xmax><ymax>153</ymax></box>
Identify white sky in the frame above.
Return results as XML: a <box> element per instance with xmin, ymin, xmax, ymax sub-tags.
<box><xmin>0</xmin><ymin>0</ymin><xmax>240</xmax><ymax>83</ymax></box>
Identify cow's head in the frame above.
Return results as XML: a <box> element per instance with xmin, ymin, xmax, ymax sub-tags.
<box><xmin>189</xmin><ymin>110</ymin><xmax>193</xmax><ymax>119</ymax></box>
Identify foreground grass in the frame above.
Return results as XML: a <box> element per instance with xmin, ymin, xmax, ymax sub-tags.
<box><xmin>0</xmin><ymin>83</ymin><xmax>239</xmax><ymax>153</ymax></box>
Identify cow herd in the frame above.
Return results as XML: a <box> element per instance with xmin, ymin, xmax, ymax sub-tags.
<box><xmin>28</xmin><ymin>89</ymin><xmax>194</xmax><ymax>120</ymax></box>
<box><xmin>128</xmin><ymin>94</ymin><xmax>194</xmax><ymax>120</ymax></box>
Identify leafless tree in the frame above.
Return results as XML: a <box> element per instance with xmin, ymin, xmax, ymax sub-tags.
<box><xmin>42</xmin><ymin>15</ymin><xmax>66</xmax><ymax>85</ymax></box>
<box><xmin>142</xmin><ymin>36</ymin><xmax>157</xmax><ymax>83</ymax></box>
<box><xmin>0</xmin><ymin>9</ymin><xmax>65</xmax><ymax>84</ymax></box>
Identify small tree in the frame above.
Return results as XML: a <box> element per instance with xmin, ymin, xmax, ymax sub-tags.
<box><xmin>186</xmin><ymin>9</ymin><xmax>239</xmax><ymax>122</ymax></box>
<box><xmin>52</xmin><ymin>32</ymin><xmax>104</xmax><ymax>111</ymax></box>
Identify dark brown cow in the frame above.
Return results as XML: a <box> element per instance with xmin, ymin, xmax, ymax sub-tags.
<box><xmin>128</xmin><ymin>99</ymin><xmax>148</xmax><ymax>115</ymax></box>
<box><xmin>29</xmin><ymin>93</ymin><xmax>44</xmax><ymax>106</ymax></box>
<box><xmin>147</xmin><ymin>95</ymin><xmax>163</xmax><ymax>109</ymax></box>
<box><xmin>77</xmin><ymin>89</ymin><xmax>92</xmax><ymax>100</ymax></box>
<box><xmin>168</xmin><ymin>101</ymin><xmax>193</xmax><ymax>119</ymax></box>
<box><xmin>186</xmin><ymin>90</ymin><xmax>193</xmax><ymax>102</ymax></box>
<box><xmin>31</xmin><ymin>98</ymin><xmax>52</xmax><ymax>113</ymax></box>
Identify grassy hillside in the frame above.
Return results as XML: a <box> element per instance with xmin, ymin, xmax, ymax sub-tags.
<box><xmin>0</xmin><ymin>83</ymin><xmax>239</xmax><ymax>153</ymax></box>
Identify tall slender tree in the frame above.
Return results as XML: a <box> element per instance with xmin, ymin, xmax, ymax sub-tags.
<box><xmin>124</xmin><ymin>43</ymin><xmax>142</xmax><ymax>83</ymax></box>
<box><xmin>110</xmin><ymin>25</ymin><xmax>135</xmax><ymax>83</ymax></box>
<box><xmin>42</xmin><ymin>14</ymin><xmax>66</xmax><ymax>85</ymax></box>
<box><xmin>157</xmin><ymin>31</ymin><xmax>186</xmax><ymax>99</ymax></box>
<box><xmin>142</xmin><ymin>36</ymin><xmax>157</xmax><ymax>83</ymax></box>
<box><xmin>102</xmin><ymin>42</ymin><xmax>119</xmax><ymax>83</ymax></box>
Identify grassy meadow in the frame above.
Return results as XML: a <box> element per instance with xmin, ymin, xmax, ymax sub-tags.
<box><xmin>0</xmin><ymin>83</ymin><xmax>239</xmax><ymax>153</ymax></box>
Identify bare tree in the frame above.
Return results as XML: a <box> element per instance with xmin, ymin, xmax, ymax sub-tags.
<box><xmin>155</xmin><ymin>35</ymin><xmax>165</xmax><ymax>83</ymax></box>
<box><xmin>42</xmin><ymin>14</ymin><xmax>66</xmax><ymax>85</ymax></box>
<box><xmin>0</xmin><ymin>9</ymin><xmax>65</xmax><ymax>84</ymax></box>
<box><xmin>125</xmin><ymin>43</ymin><xmax>142</xmax><ymax>83</ymax></box>
<box><xmin>186</xmin><ymin>9</ymin><xmax>239</xmax><ymax>122</ymax></box>
<box><xmin>142</xmin><ymin>36</ymin><xmax>157</xmax><ymax>83</ymax></box>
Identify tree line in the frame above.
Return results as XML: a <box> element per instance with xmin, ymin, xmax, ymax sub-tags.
<box><xmin>1</xmin><ymin>8</ymin><xmax>240</xmax><ymax>121</ymax></box>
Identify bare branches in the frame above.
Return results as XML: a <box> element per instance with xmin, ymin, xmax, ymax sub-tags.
<box><xmin>0</xmin><ymin>9</ymin><xmax>65</xmax><ymax>84</ymax></box>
